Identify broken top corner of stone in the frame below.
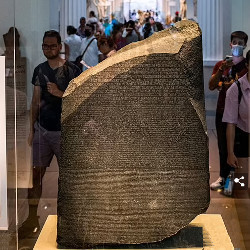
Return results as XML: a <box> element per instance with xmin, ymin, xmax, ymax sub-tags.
<box><xmin>64</xmin><ymin>20</ymin><xmax>201</xmax><ymax>98</ymax></box>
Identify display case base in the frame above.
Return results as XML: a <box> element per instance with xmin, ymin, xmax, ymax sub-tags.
<box><xmin>34</xmin><ymin>214</ymin><xmax>233</xmax><ymax>249</ymax></box>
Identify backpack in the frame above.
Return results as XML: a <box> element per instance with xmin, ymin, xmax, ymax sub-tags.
<box><xmin>234</xmin><ymin>80</ymin><xmax>249</xmax><ymax>158</ymax></box>
<box><xmin>235</xmin><ymin>80</ymin><xmax>242</xmax><ymax>104</ymax></box>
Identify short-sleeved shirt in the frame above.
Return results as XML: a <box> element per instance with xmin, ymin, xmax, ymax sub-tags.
<box><xmin>80</xmin><ymin>35</ymin><xmax>102</xmax><ymax>71</ymax></box>
<box><xmin>32</xmin><ymin>61</ymin><xmax>81</xmax><ymax>131</ymax></box>
<box><xmin>212</xmin><ymin>58</ymin><xmax>247</xmax><ymax>115</ymax></box>
<box><xmin>223</xmin><ymin>73</ymin><xmax>250</xmax><ymax>133</ymax></box>
<box><xmin>126</xmin><ymin>30</ymin><xmax>139</xmax><ymax>45</ymax></box>
<box><xmin>64</xmin><ymin>34</ymin><xmax>82</xmax><ymax>61</ymax></box>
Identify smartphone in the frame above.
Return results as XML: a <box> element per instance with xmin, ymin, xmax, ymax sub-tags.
<box><xmin>225</xmin><ymin>55</ymin><xmax>233</xmax><ymax>62</ymax></box>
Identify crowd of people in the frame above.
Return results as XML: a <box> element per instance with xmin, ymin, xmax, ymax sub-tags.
<box><xmin>63</xmin><ymin>10</ymin><xmax>182</xmax><ymax>72</ymax></box>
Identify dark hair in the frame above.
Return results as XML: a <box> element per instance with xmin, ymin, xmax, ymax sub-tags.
<box><xmin>8</xmin><ymin>27</ymin><xmax>20</xmax><ymax>37</ymax></box>
<box><xmin>80</xmin><ymin>17</ymin><xmax>86</xmax><ymax>22</ymax></box>
<box><xmin>89</xmin><ymin>11</ymin><xmax>96</xmax><ymax>17</ymax></box>
<box><xmin>67</xmin><ymin>25</ymin><xmax>77</xmax><ymax>35</ymax></box>
<box><xmin>86</xmin><ymin>23</ymin><xmax>95</xmax><ymax>31</ymax></box>
<box><xmin>43</xmin><ymin>30</ymin><xmax>61</xmax><ymax>44</ymax></box>
<box><xmin>126</xmin><ymin>20</ymin><xmax>135</xmax><ymax>29</ymax></box>
<box><xmin>155</xmin><ymin>22</ymin><xmax>164</xmax><ymax>31</ymax></box>
<box><xmin>231</xmin><ymin>31</ymin><xmax>248</xmax><ymax>44</ymax></box>
<box><xmin>143</xmin><ymin>23</ymin><xmax>152</xmax><ymax>39</ymax></box>
<box><xmin>112</xmin><ymin>23</ymin><xmax>123</xmax><ymax>35</ymax></box>
<box><xmin>246</xmin><ymin>50</ymin><xmax>250</xmax><ymax>64</ymax></box>
<box><xmin>143</xmin><ymin>22</ymin><xmax>151</xmax><ymax>32</ymax></box>
<box><xmin>4</xmin><ymin>27</ymin><xmax>20</xmax><ymax>47</ymax></box>
<box><xmin>98</xmin><ymin>35</ymin><xmax>116</xmax><ymax>49</ymax></box>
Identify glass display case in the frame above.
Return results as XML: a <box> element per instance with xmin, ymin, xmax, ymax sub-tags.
<box><xmin>0</xmin><ymin>0</ymin><xmax>249</xmax><ymax>249</ymax></box>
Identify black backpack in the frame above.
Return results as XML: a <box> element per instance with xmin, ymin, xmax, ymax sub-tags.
<box><xmin>235</xmin><ymin>80</ymin><xmax>242</xmax><ymax>104</ymax></box>
<box><xmin>234</xmin><ymin>80</ymin><xmax>249</xmax><ymax>158</ymax></box>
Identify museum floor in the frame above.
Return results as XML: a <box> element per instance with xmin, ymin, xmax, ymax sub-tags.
<box><xmin>1</xmin><ymin>66</ymin><xmax>250</xmax><ymax>250</ymax></box>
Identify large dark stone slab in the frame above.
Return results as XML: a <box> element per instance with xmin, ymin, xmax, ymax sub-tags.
<box><xmin>57</xmin><ymin>20</ymin><xmax>210</xmax><ymax>248</ymax></box>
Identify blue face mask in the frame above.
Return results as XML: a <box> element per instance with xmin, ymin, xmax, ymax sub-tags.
<box><xmin>231</xmin><ymin>45</ymin><xmax>245</xmax><ymax>57</ymax></box>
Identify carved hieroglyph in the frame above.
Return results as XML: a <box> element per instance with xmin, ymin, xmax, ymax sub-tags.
<box><xmin>57</xmin><ymin>20</ymin><xmax>210</xmax><ymax>248</ymax></box>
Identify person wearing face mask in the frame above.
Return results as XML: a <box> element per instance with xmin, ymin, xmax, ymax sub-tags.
<box><xmin>209</xmin><ymin>31</ymin><xmax>248</xmax><ymax>191</ymax></box>
<box><xmin>79</xmin><ymin>23</ymin><xmax>103</xmax><ymax>71</ymax></box>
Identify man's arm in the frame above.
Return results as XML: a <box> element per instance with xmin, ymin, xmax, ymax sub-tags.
<box><xmin>209</xmin><ymin>69</ymin><xmax>224</xmax><ymax>90</ymax></box>
<box><xmin>64</xmin><ymin>43</ymin><xmax>70</xmax><ymax>61</ymax></box>
<box><xmin>28</xmin><ymin>85</ymin><xmax>40</xmax><ymax>146</ymax></box>
<box><xmin>47</xmin><ymin>82</ymin><xmax>64</xmax><ymax>98</ymax></box>
<box><xmin>209</xmin><ymin>60</ymin><xmax>233</xmax><ymax>90</ymax></box>
<box><xmin>226</xmin><ymin>123</ymin><xmax>239</xmax><ymax>168</ymax></box>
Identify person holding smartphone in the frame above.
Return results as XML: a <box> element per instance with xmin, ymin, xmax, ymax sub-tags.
<box><xmin>209</xmin><ymin>31</ymin><xmax>248</xmax><ymax>190</ymax></box>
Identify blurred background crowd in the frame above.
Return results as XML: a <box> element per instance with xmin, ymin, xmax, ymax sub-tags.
<box><xmin>63</xmin><ymin>8</ymin><xmax>188</xmax><ymax>71</ymax></box>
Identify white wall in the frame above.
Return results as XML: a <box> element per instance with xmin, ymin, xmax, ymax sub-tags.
<box><xmin>14</xmin><ymin>0</ymin><xmax>52</xmax><ymax>105</ymax></box>
<box><xmin>0</xmin><ymin>0</ymin><xmax>15</xmax><ymax>52</ymax></box>
<box><xmin>59</xmin><ymin>0</ymin><xmax>87</xmax><ymax>42</ymax></box>
<box><xmin>231</xmin><ymin>0</ymin><xmax>250</xmax><ymax>56</ymax></box>
<box><xmin>0</xmin><ymin>0</ymin><xmax>56</xmax><ymax>105</ymax></box>
<box><xmin>186</xmin><ymin>0</ymin><xmax>195</xmax><ymax>20</ymax></box>
<box><xmin>222</xmin><ymin>0</ymin><xmax>232</xmax><ymax>58</ymax></box>
<box><xmin>50</xmin><ymin>0</ymin><xmax>61</xmax><ymax>31</ymax></box>
<box><xmin>130</xmin><ymin>0</ymin><xmax>157</xmax><ymax>12</ymax></box>
<box><xmin>0</xmin><ymin>56</ymin><xmax>8</xmax><ymax>230</ymax></box>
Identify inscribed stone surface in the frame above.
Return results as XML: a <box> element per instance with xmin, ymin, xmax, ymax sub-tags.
<box><xmin>57</xmin><ymin>20</ymin><xmax>210</xmax><ymax>248</ymax></box>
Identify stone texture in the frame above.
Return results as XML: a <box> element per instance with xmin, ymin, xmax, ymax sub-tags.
<box><xmin>57</xmin><ymin>20</ymin><xmax>210</xmax><ymax>248</ymax></box>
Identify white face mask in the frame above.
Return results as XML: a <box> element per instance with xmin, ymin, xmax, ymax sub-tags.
<box><xmin>231</xmin><ymin>44</ymin><xmax>245</xmax><ymax>57</ymax></box>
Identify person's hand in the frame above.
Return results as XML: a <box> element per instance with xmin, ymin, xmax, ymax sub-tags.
<box><xmin>224</xmin><ymin>79</ymin><xmax>235</xmax><ymax>85</ymax></box>
<box><xmin>47</xmin><ymin>82</ymin><xmax>60</xmax><ymax>96</ymax></box>
<box><xmin>219</xmin><ymin>60</ymin><xmax>234</xmax><ymax>71</ymax></box>
<box><xmin>227</xmin><ymin>152</ymin><xmax>239</xmax><ymax>168</ymax></box>
<box><xmin>28</xmin><ymin>131</ymin><xmax>34</xmax><ymax>147</ymax></box>
<box><xmin>223</xmin><ymin>79</ymin><xmax>235</xmax><ymax>90</ymax></box>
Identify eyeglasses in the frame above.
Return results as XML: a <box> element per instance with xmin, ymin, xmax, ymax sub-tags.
<box><xmin>42</xmin><ymin>44</ymin><xmax>59</xmax><ymax>50</ymax></box>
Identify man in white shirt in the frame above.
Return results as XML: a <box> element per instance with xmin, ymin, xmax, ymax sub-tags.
<box><xmin>80</xmin><ymin>23</ymin><xmax>103</xmax><ymax>71</ymax></box>
<box><xmin>64</xmin><ymin>25</ymin><xmax>82</xmax><ymax>62</ymax></box>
